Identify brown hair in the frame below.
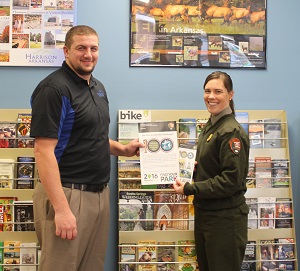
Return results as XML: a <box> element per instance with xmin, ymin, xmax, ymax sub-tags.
<box><xmin>203</xmin><ymin>71</ymin><xmax>235</xmax><ymax>116</ymax></box>
<box><xmin>65</xmin><ymin>25</ymin><xmax>98</xmax><ymax>48</ymax></box>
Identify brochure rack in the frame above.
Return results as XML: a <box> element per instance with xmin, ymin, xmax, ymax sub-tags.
<box><xmin>117</xmin><ymin>109</ymin><xmax>298</xmax><ymax>271</ymax></box>
<box><xmin>0</xmin><ymin>109</ymin><xmax>39</xmax><ymax>270</ymax></box>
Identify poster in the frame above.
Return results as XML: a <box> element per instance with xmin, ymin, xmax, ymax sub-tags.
<box><xmin>0</xmin><ymin>0</ymin><xmax>77</xmax><ymax>66</ymax></box>
<box><xmin>130</xmin><ymin>0</ymin><xmax>266</xmax><ymax>69</ymax></box>
<box><xmin>139</xmin><ymin>121</ymin><xmax>179</xmax><ymax>185</ymax></box>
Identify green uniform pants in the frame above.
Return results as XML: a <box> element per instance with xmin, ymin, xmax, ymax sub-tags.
<box><xmin>194</xmin><ymin>202</ymin><xmax>249</xmax><ymax>271</ymax></box>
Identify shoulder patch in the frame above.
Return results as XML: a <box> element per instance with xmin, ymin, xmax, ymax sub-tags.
<box><xmin>229</xmin><ymin>138</ymin><xmax>241</xmax><ymax>154</ymax></box>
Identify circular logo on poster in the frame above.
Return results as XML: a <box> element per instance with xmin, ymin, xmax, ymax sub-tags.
<box><xmin>180</xmin><ymin>151</ymin><xmax>187</xmax><ymax>158</ymax></box>
<box><xmin>161</xmin><ymin>138</ymin><xmax>173</xmax><ymax>152</ymax></box>
<box><xmin>147</xmin><ymin>139</ymin><xmax>160</xmax><ymax>152</ymax></box>
<box><xmin>187</xmin><ymin>152</ymin><xmax>194</xmax><ymax>159</ymax></box>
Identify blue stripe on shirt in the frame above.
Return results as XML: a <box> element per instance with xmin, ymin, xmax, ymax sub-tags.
<box><xmin>55</xmin><ymin>96</ymin><xmax>75</xmax><ymax>162</ymax></box>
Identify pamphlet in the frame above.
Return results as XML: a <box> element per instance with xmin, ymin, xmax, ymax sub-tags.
<box><xmin>139</xmin><ymin>121</ymin><xmax>179</xmax><ymax>186</ymax></box>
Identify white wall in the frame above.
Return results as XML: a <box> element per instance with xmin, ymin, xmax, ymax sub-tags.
<box><xmin>1</xmin><ymin>1</ymin><xmax>299</xmax><ymax>270</ymax></box>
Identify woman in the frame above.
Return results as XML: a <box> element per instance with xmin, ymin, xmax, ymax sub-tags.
<box><xmin>173</xmin><ymin>71</ymin><xmax>250</xmax><ymax>271</ymax></box>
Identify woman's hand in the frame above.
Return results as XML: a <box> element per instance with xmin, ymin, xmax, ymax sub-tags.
<box><xmin>173</xmin><ymin>177</ymin><xmax>185</xmax><ymax>194</ymax></box>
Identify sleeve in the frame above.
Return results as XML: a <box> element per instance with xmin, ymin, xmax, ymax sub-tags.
<box><xmin>30</xmin><ymin>85</ymin><xmax>63</xmax><ymax>139</ymax></box>
<box><xmin>184</xmin><ymin>182</ymin><xmax>196</xmax><ymax>196</ymax></box>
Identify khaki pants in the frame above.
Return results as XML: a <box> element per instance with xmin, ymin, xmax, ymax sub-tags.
<box><xmin>33</xmin><ymin>182</ymin><xmax>110</xmax><ymax>271</ymax></box>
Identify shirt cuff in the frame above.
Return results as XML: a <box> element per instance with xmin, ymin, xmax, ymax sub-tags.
<box><xmin>184</xmin><ymin>182</ymin><xmax>195</xmax><ymax>196</ymax></box>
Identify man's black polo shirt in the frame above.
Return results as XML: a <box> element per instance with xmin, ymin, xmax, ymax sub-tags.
<box><xmin>30</xmin><ymin>61</ymin><xmax>110</xmax><ymax>185</ymax></box>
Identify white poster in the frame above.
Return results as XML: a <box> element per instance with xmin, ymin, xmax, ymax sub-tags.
<box><xmin>139</xmin><ymin>121</ymin><xmax>179</xmax><ymax>186</ymax></box>
<box><xmin>0</xmin><ymin>0</ymin><xmax>77</xmax><ymax>66</ymax></box>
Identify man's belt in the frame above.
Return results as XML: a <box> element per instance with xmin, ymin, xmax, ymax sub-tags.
<box><xmin>61</xmin><ymin>182</ymin><xmax>108</xmax><ymax>193</ymax></box>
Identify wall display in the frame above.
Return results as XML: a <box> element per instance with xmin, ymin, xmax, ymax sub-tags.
<box><xmin>118</xmin><ymin>109</ymin><xmax>297</xmax><ymax>271</ymax></box>
<box><xmin>0</xmin><ymin>109</ymin><xmax>38</xmax><ymax>268</ymax></box>
<box><xmin>0</xmin><ymin>0</ymin><xmax>77</xmax><ymax>66</ymax></box>
<box><xmin>130</xmin><ymin>0</ymin><xmax>266</xmax><ymax>69</ymax></box>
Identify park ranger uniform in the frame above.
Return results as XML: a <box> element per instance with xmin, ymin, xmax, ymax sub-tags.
<box><xmin>184</xmin><ymin>107</ymin><xmax>250</xmax><ymax>271</ymax></box>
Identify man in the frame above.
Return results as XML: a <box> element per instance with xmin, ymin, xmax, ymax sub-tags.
<box><xmin>3</xmin><ymin>127</ymin><xmax>15</xmax><ymax>148</ymax></box>
<box><xmin>30</xmin><ymin>25</ymin><xmax>143</xmax><ymax>271</ymax></box>
<box><xmin>3</xmin><ymin>127</ymin><xmax>12</xmax><ymax>138</ymax></box>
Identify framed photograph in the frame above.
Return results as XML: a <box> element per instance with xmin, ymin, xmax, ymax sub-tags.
<box><xmin>130</xmin><ymin>0</ymin><xmax>266</xmax><ymax>69</ymax></box>
<box><xmin>0</xmin><ymin>0</ymin><xmax>77</xmax><ymax>67</ymax></box>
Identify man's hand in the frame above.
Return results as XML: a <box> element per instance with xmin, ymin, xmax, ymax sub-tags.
<box><xmin>55</xmin><ymin>210</ymin><xmax>77</xmax><ymax>240</ymax></box>
<box><xmin>125</xmin><ymin>138</ymin><xmax>145</xmax><ymax>157</ymax></box>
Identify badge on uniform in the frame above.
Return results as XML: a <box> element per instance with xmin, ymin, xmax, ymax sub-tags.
<box><xmin>229</xmin><ymin>138</ymin><xmax>241</xmax><ymax>154</ymax></box>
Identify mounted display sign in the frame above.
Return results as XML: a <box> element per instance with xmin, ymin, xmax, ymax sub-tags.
<box><xmin>0</xmin><ymin>0</ymin><xmax>77</xmax><ymax>66</ymax></box>
<box><xmin>130</xmin><ymin>0</ymin><xmax>266</xmax><ymax>69</ymax></box>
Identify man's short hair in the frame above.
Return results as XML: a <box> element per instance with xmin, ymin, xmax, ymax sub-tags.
<box><xmin>65</xmin><ymin>25</ymin><xmax>98</xmax><ymax>48</ymax></box>
<box><xmin>3</xmin><ymin>128</ymin><xmax>11</xmax><ymax>132</ymax></box>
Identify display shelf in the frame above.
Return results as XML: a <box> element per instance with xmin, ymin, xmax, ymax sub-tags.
<box><xmin>0</xmin><ymin>189</ymin><xmax>34</xmax><ymax>200</ymax></box>
<box><xmin>117</xmin><ymin>109</ymin><xmax>297</xmax><ymax>271</ymax></box>
<box><xmin>0</xmin><ymin>231</ymin><xmax>37</xmax><ymax>242</ymax></box>
<box><xmin>0</xmin><ymin>109</ymin><xmax>38</xmax><ymax>270</ymax></box>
